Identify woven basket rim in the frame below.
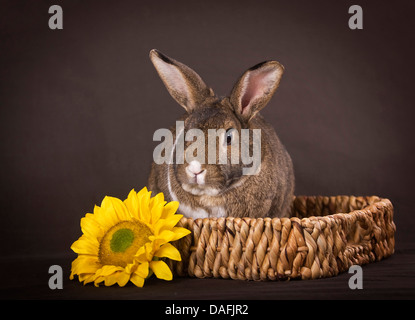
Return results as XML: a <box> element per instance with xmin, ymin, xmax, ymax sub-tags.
<box><xmin>170</xmin><ymin>195</ymin><xmax>396</xmax><ymax>281</ymax></box>
<box><xmin>179</xmin><ymin>195</ymin><xmax>391</xmax><ymax>221</ymax></box>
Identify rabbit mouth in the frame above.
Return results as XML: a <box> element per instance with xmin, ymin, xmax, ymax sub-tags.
<box><xmin>184</xmin><ymin>160</ymin><xmax>207</xmax><ymax>185</ymax></box>
<box><xmin>181</xmin><ymin>183</ymin><xmax>221</xmax><ymax>196</ymax></box>
<box><xmin>181</xmin><ymin>170</ymin><xmax>223</xmax><ymax>196</ymax></box>
<box><xmin>179</xmin><ymin>160</ymin><xmax>224</xmax><ymax>196</ymax></box>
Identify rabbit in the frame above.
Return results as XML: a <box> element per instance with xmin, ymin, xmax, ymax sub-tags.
<box><xmin>147</xmin><ymin>49</ymin><xmax>294</xmax><ymax>219</ymax></box>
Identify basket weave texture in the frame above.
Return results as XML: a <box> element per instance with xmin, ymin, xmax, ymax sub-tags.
<box><xmin>169</xmin><ymin>196</ymin><xmax>395</xmax><ymax>281</ymax></box>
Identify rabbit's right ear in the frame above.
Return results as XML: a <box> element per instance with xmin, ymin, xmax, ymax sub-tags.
<box><xmin>149</xmin><ymin>49</ymin><xmax>214</xmax><ymax>113</ymax></box>
<box><xmin>230</xmin><ymin>60</ymin><xmax>284</xmax><ymax>123</ymax></box>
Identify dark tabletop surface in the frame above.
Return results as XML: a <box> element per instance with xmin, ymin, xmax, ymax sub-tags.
<box><xmin>1</xmin><ymin>241</ymin><xmax>414</xmax><ymax>301</ymax></box>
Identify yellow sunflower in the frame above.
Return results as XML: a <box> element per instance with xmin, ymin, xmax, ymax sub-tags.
<box><xmin>70</xmin><ymin>187</ymin><xmax>190</xmax><ymax>287</ymax></box>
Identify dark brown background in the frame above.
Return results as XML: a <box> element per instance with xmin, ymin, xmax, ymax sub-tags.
<box><xmin>1</xmin><ymin>0</ymin><xmax>414</xmax><ymax>300</ymax></box>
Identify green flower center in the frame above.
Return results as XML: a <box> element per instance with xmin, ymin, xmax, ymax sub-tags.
<box><xmin>99</xmin><ymin>220</ymin><xmax>153</xmax><ymax>268</ymax></box>
<box><xmin>110</xmin><ymin>228</ymin><xmax>135</xmax><ymax>252</ymax></box>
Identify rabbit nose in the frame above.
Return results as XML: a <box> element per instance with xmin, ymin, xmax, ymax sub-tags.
<box><xmin>186</xmin><ymin>160</ymin><xmax>205</xmax><ymax>176</ymax></box>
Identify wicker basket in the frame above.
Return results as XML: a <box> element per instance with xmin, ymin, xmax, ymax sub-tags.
<box><xmin>169</xmin><ymin>196</ymin><xmax>395</xmax><ymax>281</ymax></box>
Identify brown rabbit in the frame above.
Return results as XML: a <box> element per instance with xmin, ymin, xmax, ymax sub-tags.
<box><xmin>148</xmin><ymin>49</ymin><xmax>294</xmax><ymax>219</ymax></box>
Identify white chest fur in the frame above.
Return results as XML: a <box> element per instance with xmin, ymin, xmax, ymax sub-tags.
<box><xmin>178</xmin><ymin>203</ymin><xmax>226</xmax><ymax>219</ymax></box>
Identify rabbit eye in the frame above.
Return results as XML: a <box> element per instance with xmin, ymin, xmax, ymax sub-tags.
<box><xmin>225</xmin><ymin>128</ymin><xmax>234</xmax><ymax>145</ymax></box>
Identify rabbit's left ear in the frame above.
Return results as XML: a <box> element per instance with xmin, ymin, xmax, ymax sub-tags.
<box><xmin>230</xmin><ymin>60</ymin><xmax>284</xmax><ymax>122</ymax></box>
<box><xmin>150</xmin><ymin>49</ymin><xmax>214</xmax><ymax>113</ymax></box>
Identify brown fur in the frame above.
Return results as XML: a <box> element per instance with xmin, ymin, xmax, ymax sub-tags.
<box><xmin>148</xmin><ymin>49</ymin><xmax>294</xmax><ymax>218</ymax></box>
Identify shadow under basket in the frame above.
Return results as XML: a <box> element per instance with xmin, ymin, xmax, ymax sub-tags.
<box><xmin>169</xmin><ymin>196</ymin><xmax>396</xmax><ymax>281</ymax></box>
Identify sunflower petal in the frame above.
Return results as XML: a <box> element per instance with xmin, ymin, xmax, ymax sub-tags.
<box><xmin>150</xmin><ymin>192</ymin><xmax>165</xmax><ymax>209</ymax></box>
<box><xmin>135</xmin><ymin>262</ymin><xmax>150</xmax><ymax>278</ymax></box>
<box><xmin>71</xmin><ymin>255</ymin><xmax>100</xmax><ymax>275</ymax></box>
<box><xmin>98</xmin><ymin>265</ymin><xmax>123</xmax><ymax>277</ymax></box>
<box><xmin>80</xmin><ymin>274</ymin><xmax>95</xmax><ymax>285</ymax></box>
<box><xmin>154</xmin><ymin>243</ymin><xmax>181</xmax><ymax>261</ymax></box>
<box><xmin>93</xmin><ymin>205</ymin><xmax>101</xmax><ymax>215</ymax></box>
<box><xmin>153</xmin><ymin>219</ymin><xmax>165</xmax><ymax>235</ymax></box>
<box><xmin>171</xmin><ymin>227</ymin><xmax>192</xmax><ymax>241</ymax></box>
<box><xmin>161</xmin><ymin>201</ymin><xmax>179</xmax><ymax>219</ymax></box>
<box><xmin>156</xmin><ymin>230</ymin><xmax>175</xmax><ymax>242</ymax></box>
<box><xmin>94</xmin><ymin>276</ymin><xmax>105</xmax><ymax>287</ymax></box>
<box><xmin>134</xmin><ymin>245</ymin><xmax>147</xmax><ymax>262</ymax></box>
<box><xmin>130</xmin><ymin>274</ymin><xmax>145</xmax><ymax>287</ymax></box>
<box><xmin>137</xmin><ymin>186</ymin><xmax>149</xmax><ymax>198</ymax></box>
<box><xmin>108</xmin><ymin>196</ymin><xmax>131</xmax><ymax>221</ymax></box>
<box><xmin>124</xmin><ymin>189</ymin><xmax>139</xmax><ymax>219</ymax></box>
<box><xmin>150</xmin><ymin>202</ymin><xmax>164</xmax><ymax>225</ymax></box>
<box><xmin>116</xmin><ymin>272</ymin><xmax>130</xmax><ymax>287</ymax></box>
<box><xmin>138</xmin><ymin>190</ymin><xmax>152</xmax><ymax>224</ymax></box>
<box><xmin>70</xmin><ymin>235</ymin><xmax>99</xmax><ymax>255</ymax></box>
<box><xmin>150</xmin><ymin>260</ymin><xmax>173</xmax><ymax>281</ymax></box>
<box><xmin>155</xmin><ymin>215</ymin><xmax>184</xmax><ymax>234</ymax></box>
<box><xmin>80</xmin><ymin>215</ymin><xmax>103</xmax><ymax>239</ymax></box>
<box><xmin>95</xmin><ymin>197</ymin><xmax>121</xmax><ymax>229</ymax></box>
<box><xmin>104</xmin><ymin>274</ymin><xmax>119</xmax><ymax>286</ymax></box>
